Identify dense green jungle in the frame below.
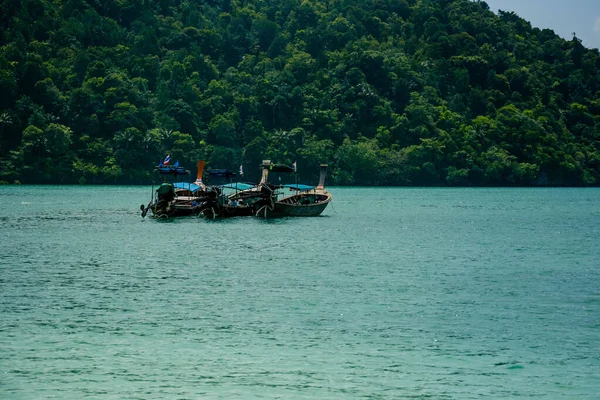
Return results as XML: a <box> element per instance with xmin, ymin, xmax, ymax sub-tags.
<box><xmin>0</xmin><ymin>0</ymin><xmax>599</xmax><ymax>186</ymax></box>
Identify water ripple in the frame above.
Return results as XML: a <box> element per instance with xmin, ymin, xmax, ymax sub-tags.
<box><xmin>1</xmin><ymin>186</ymin><xmax>599</xmax><ymax>398</ymax></box>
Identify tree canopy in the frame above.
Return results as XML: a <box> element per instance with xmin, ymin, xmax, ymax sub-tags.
<box><xmin>1</xmin><ymin>0</ymin><xmax>599</xmax><ymax>185</ymax></box>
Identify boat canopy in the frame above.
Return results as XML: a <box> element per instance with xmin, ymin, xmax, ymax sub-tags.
<box><xmin>155</xmin><ymin>165</ymin><xmax>188</xmax><ymax>175</ymax></box>
<box><xmin>173</xmin><ymin>182</ymin><xmax>203</xmax><ymax>193</ymax></box>
<box><xmin>207</xmin><ymin>169</ymin><xmax>236</xmax><ymax>178</ymax></box>
<box><xmin>282</xmin><ymin>184</ymin><xmax>314</xmax><ymax>191</ymax></box>
<box><xmin>220</xmin><ymin>182</ymin><xmax>255</xmax><ymax>190</ymax></box>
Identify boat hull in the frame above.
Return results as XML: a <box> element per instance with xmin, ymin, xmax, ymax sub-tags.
<box><xmin>150</xmin><ymin>195</ymin><xmax>212</xmax><ymax>218</ymax></box>
<box><xmin>150</xmin><ymin>203</ymin><xmax>200</xmax><ymax>218</ymax></box>
<box><xmin>259</xmin><ymin>191</ymin><xmax>331</xmax><ymax>217</ymax></box>
<box><xmin>219</xmin><ymin>205</ymin><xmax>256</xmax><ymax>218</ymax></box>
<box><xmin>273</xmin><ymin>200</ymin><xmax>330</xmax><ymax>216</ymax></box>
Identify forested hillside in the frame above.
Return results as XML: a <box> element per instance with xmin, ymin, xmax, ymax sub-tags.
<box><xmin>1</xmin><ymin>0</ymin><xmax>599</xmax><ymax>185</ymax></box>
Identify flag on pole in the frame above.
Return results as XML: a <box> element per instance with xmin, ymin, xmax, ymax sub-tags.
<box><xmin>292</xmin><ymin>161</ymin><xmax>297</xmax><ymax>172</ymax></box>
<box><xmin>239</xmin><ymin>164</ymin><xmax>244</xmax><ymax>176</ymax></box>
<box><xmin>174</xmin><ymin>160</ymin><xmax>179</xmax><ymax>168</ymax></box>
<box><xmin>163</xmin><ymin>155</ymin><xmax>171</xmax><ymax>165</ymax></box>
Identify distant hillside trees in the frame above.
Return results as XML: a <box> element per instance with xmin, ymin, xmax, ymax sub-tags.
<box><xmin>0</xmin><ymin>0</ymin><xmax>598</xmax><ymax>185</ymax></box>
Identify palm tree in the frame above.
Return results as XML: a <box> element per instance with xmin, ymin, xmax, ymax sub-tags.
<box><xmin>0</xmin><ymin>111</ymin><xmax>13</xmax><ymax>146</ymax></box>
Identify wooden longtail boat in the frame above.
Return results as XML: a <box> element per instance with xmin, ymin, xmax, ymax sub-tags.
<box><xmin>141</xmin><ymin>160</ymin><xmax>216</xmax><ymax>218</ymax></box>
<box><xmin>253</xmin><ymin>162</ymin><xmax>332</xmax><ymax>218</ymax></box>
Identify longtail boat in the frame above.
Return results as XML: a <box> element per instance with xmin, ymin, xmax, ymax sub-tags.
<box><xmin>254</xmin><ymin>162</ymin><xmax>332</xmax><ymax>218</ymax></box>
<box><xmin>141</xmin><ymin>160</ymin><xmax>216</xmax><ymax>218</ymax></box>
<box><xmin>195</xmin><ymin>173</ymin><xmax>259</xmax><ymax>219</ymax></box>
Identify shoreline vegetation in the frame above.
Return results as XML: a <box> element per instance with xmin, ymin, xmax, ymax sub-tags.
<box><xmin>0</xmin><ymin>0</ymin><xmax>599</xmax><ymax>186</ymax></box>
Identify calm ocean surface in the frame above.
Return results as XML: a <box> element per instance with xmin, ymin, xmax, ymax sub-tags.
<box><xmin>1</xmin><ymin>186</ymin><xmax>599</xmax><ymax>399</ymax></box>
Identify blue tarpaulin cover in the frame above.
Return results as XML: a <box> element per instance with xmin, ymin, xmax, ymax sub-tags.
<box><xmin>156</xmin><ymin>165</ymin><xmax>188</xmax><ymax>175</ymax></box>
<box><xmin>173</xmin><ymin>182</ymin><xmax>203</xmax><ymax>193</ymax></box>
<box><xmin>220</xmin><ymin>183</ymin><xmax>255</xmax><ymax>190</ymax></box>
<box><xmin>282</xmin><ymin>184</ymin><xmax>314</xmax><ymax>191</ymax></box>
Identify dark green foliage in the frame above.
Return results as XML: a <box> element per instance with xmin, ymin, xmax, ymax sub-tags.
<box><xmin>1</xmin><ymin>0</ymin><xmax>599</xmax><ymax>185</ymax></box>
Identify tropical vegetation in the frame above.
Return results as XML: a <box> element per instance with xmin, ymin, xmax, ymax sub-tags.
<box><xmin>1</xmin><ymin>0</ymin><xmax>599</xmax><ymax>185</ymax></box>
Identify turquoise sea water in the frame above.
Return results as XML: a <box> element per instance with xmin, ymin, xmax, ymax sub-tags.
<box><xmin>1</xmin><ymin>186</ymin><xmax>599</xmax><ymax>399</ymax></box>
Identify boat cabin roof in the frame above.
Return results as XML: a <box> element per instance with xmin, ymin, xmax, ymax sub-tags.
<box><xmin>173</xmin><ymin>182</ymin><xmax>203</xmax><ymax>193</ymax></box>
<box><xmin>282</xmin><ymin>184</ymin><xmax>314</xmax><ymax>191</ymax></box>
<box><xmin>220</xmin><ymin>182</ymin><xmax>256</xmax><ymax>190</ymax></box>
<box><xmin>155</xmin><ymin>165</ymin><xmax>188</xmax><ymax>175</ymax></box>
